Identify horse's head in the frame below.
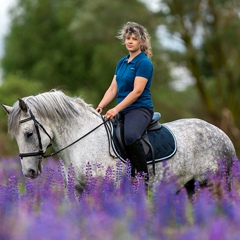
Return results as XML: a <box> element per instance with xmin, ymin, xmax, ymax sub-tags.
<box><xmin>0</xmin><ymin>99</ymin><xmax>53</xmax><ymax>179</ymax></box>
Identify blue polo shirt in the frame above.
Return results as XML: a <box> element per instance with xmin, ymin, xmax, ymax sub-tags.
<box><xmin>115</xmin><ymin>51</ymin><xmax>154</xmax><ymax>113</ymax></box>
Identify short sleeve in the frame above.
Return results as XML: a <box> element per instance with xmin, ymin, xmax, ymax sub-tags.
<box><xmin>135</xmin><ymin>59</ymin><xmax>153</xmax><ymax>79</ymax></box>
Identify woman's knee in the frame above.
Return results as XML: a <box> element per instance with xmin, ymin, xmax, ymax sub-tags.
<box><xmin>124</xmin><ymin>133</ymin><xmax>141</xmax><ymax>146</ymax></box>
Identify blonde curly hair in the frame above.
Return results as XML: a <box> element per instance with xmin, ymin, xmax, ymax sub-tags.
<box><xmin>116</xmin><ymin>22</ymin><xmax>152</xmax><ymax>59</ymax></box>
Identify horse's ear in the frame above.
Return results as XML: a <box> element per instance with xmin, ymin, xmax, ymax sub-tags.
<box><xmin>0</xmin><ymin>102</ymin><xmax>13</xmax><ymax>114</ymax></box>
<box><xmin>18</xmin><ymin>98</ymin><xmax>28</xmax><ymax>113</ymax></box>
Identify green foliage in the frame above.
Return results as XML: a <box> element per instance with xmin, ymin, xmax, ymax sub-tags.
<box><xmin>0</xmin><ymin>75</ymin><xmax>48</xmax><ymax>156</ymax></box>
<box><xmin>158</xmin><ymin>0</ymin><xmax>240</xmax><ymax>152</ymax></box>
<box><xmin>0</xmin><ymin>75</ymin><xmax>46</xmax><ymax>104</ymax></box>
<box><xmin>2</xmin><ymin>0</ymin><xmax>87</xmax><ymax>92</ymax></box>
<box><xmin>152</xmin><ymin>86</ymin><xmax>203</xmax><ymax>122</ymax></box>
<box><xmin>1</xmin><ymin>0</ymin><xmax>164</xmax><ymax>98</ymax></box>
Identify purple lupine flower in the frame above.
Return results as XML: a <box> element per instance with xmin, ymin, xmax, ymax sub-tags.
<box><xmin>1</xmin><ymin>156</ymin><xmax>240</xmax><ymax>239</ymax></box>
<box><xmin>193</xmin><ymin>187</ymin><xmax>216</xmax><ymax>225</ymax></box>
<box><xmin>83</xmin><ymin>162</ymin><xmax>94</xmax><ymax>195</ymax></box>
<box><xmin>42</xmin><ymin>167</ymin><xmax>54</xmax><ymax>198</ymax></box>
<box><xmin>6</xmin><ymin>175</ymin><xmax>19</xmax><ymax>203</ymax></box>
<box><xmin>67</xmin><ymin>163</ymin><xmax>76</xmax><ymax>203</ymax></box>
<box><xmin>54</xmin><ymin>159</ymin><xmax>66</xmax><ymax>198</ymax></box>
<box><xmin>149</xmin><ymin>174</ymin><xmax>182</xmax><ymax>239</ymax></box>
<box><xmin>229</xmin><ymin>157</ymin><xmax>240</xmax><ymax>201</ymax></box>
<box><xmin>115</xmin><ymin>159</ymin><xmax>123</xmax><ymax>184</ymax></box>
<box><xmin>174</xmin><ymin>187</ymin><xmax>188</xmax><ymax>225</ymax></box>
<box><xmin>208</xmin><ymin>218</ymin><xmax>228</xmax><ymax>240</ymax></box>
<box><xmin>125</xmin><ymin>159</ymin><xmax>132</xmax><ymax>178</ymax></box>
<box><xmin>127</xmin><ymin>182</ymin><xmax>149</xmax><ymax>239</ymax></box>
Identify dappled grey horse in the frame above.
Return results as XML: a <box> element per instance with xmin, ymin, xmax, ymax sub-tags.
<box><xmin>0</xmin><ymin>90</ymin><xmax>236</xmax><ymax>192</ymax></box>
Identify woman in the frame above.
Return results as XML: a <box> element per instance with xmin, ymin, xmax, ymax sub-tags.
<box><xmin>96</xmin><ymin>22</ymin><xmax>154</xmax><ymax>181</ymax></box>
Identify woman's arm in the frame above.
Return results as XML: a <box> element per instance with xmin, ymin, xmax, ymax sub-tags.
<box><xmin>96</xmin><ymin>76</ymin><xmax>118</xmax><ymax>114</ymax></box>
<box><xmin>104</xmin><ymin>76</ymin><xmax>148</xmax><ymax>119</ymax></box>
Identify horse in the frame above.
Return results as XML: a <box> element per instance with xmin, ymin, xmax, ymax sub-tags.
<box><xmin>0</xmin><ymin>90</ymin><xmax>236</xmax><ymax>193</ymax></box>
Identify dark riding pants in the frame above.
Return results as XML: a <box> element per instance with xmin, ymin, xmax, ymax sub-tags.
<box><xmin>122</xmin><ymin>107</ymin><xmax>153</xmax><ymax>145</ymax></box>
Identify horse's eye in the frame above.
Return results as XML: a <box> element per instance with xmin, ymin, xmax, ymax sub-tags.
<box><xmin>27</xmin><ymin>132</ymin><xmax>33</xmax><ymax>138</ymax></box>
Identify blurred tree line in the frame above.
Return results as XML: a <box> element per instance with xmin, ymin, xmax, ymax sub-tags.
<box><xmin>0</xmin><ymin>0</ymin><xmax>239</xmax><ymax>156</ymax></box>
<box><xmin>158</xmin><ymin>0</ymin><xmax>240</xmax><ymax>154</ymax></box>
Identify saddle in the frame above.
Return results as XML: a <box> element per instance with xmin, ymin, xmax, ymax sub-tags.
<box><xmin>111</xmin><ymin>112</ymin><xmax>161</xmax><ymax>161</ymax></box>
<box><xmin>109</xmin><ymin>112</ymin><xmax>177</xmax><ymax>175</ymax></box>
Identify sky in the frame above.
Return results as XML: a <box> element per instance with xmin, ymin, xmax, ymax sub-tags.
<box><xmin>0</xmin><ymin>0</ymin><xmax>16</xmax><ymax>57</ymax></box>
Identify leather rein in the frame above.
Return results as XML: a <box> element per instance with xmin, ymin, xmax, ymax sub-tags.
<box><xmin>19</xmin><ymin>108</ymin><xmax>110</xmax><ymax>159</ymax></box>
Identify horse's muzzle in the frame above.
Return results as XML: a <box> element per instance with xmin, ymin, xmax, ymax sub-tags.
<box><xmin>24</xmin><ymin>159</ymin><xmax>42</xmax><ymax>179</ymax></box>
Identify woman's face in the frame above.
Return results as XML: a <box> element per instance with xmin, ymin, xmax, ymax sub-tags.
<box><xmin>124</xmin><ymin>33</ymin><xmax>142</xmax><ymax>53</ymax></box>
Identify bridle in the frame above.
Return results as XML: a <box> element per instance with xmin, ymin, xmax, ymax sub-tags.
<box><xmin>19</xmin><ymin>109</ymin><xmax>52</xmax><ymax>159</ymax></box>
<box><xmin>19</xmin><ymin>108</ymin><xmax>110</xmax><ymax>159</ymax></box>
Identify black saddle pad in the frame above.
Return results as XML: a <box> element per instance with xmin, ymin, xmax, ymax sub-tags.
<box><xmin>146</xmin><ymin>125</ymin><xmax>177</xmax><ymax>164</ymax></box>
<box><xmin>110</xmin><ymin>120</ymin><xmax>177</xmax><ymax>164</ymax></box>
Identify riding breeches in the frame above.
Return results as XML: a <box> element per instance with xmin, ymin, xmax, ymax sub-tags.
<box><xmin>122</xmin><ymin>107</ymin><xmax>153</xmax><ymax>145</ymax></box>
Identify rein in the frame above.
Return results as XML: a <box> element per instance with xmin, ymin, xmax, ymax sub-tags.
<box><xmin>19</xmin><ymin>108</ymin><xmax>110</xmax><ymax>159</ymax></box>
<box><xmin>44</xmin><ymin>117</ymin><xmax>110</xmax><ymax>158</ymax></box>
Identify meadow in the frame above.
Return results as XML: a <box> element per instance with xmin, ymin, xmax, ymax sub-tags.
<box><xmin>1</xmin><ymin>156</ymin><xmax>240</xmax><ymax>240</ymax></box>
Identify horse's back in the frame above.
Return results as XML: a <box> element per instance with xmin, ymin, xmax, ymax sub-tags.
<box><xmin>164</xmin><ymin>118</ymin><xmax>236</xmax><ymax>158</ymax></box>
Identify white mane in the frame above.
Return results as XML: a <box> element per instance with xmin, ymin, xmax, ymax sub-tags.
<box><xmin>8</xmin><ymin>90</ymin><xmax>98</xmax><ymax>135</ymax></box>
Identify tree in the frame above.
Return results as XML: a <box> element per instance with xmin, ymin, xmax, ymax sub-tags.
<box><xmin>158</xmin><ymin>0</ymin><xmax>240</xmax><ymax>152</ymax></box>
<box><xmin>0</xmin><ymin>75</ymin><xmax>47</xmax><ymax>156</ymax></box>
<box><xmin>1</xmin><ymin>0</ymin><xmax>170</xmax><ymax>104</ymax></box>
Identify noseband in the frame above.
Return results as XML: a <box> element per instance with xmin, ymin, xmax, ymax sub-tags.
<box><xmin>19</xmin><ymin>109</ymin><xmax>52</xmax><ymax>159</ymax></box>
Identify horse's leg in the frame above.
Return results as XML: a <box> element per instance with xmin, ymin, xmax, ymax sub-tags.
<box><xmin>183</xmin><ymin>179</ymin><xmax>196</xmax><ymax>198</ymax></box>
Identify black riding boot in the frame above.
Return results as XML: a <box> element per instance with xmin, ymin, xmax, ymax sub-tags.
<box><xmin>128</xmin><ymin>139</ymin><xmax>149</xmax><ymax>181</ymax></box>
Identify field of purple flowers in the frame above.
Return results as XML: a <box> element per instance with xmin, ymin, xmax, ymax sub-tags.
<box><xmin>1</xmin><ymin>156</ymin><xmax>240</xmax><ymax>240</ymax></box>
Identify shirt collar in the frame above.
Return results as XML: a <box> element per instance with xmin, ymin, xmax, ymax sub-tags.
<box><xmin>125</xmin><ymin>51</ymin><xmax>146</xmax><ymax>63</ymax></box>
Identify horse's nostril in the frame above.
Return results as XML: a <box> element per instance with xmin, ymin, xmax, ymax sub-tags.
<box><xmin>28</xmin><ymin>169</ymin><xmax>36</xmax><ymax>177</ymax></box>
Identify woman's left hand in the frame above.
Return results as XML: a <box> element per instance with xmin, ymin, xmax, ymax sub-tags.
<box><xmin>105</xmin><ymin>108</ymin><xmax>118</xmax><ymax>119</ymax></box>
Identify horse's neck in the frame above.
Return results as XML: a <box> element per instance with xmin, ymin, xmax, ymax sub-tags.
<box><xmin>50</xmin><ymin>110</ymin><xmax>114</xmax><ymax>172</ymax></box>
<box><xmin>51</xmin><ymin>110</ymin><xmax>102</xmax><ymax>148</ymax></box>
